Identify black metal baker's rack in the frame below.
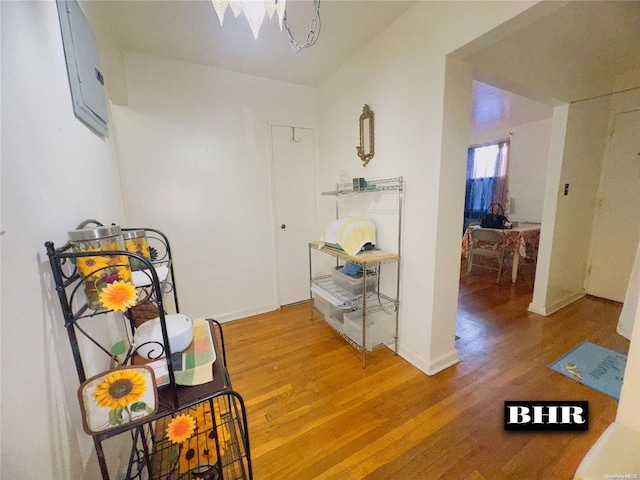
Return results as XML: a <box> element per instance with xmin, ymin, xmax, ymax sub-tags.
<box><xmin>45</xmin><ymin>220</ymin><xmax>252</xmax><ymax>480</ymax></box>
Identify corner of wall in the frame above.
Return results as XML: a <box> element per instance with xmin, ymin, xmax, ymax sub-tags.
<box><xmin>398</xmin><ymin>345</ymin><xmax>460</xmax><ymax>376</ymax></box>
<box><xmin>528</xmin><ymin>291</ymin><xmax>585</xmax><ymax>317</ymax></box>
<box><xmin>102</xmin><ymin>47</ymin><xmax>129</xmax><ymax>106</ymax></box>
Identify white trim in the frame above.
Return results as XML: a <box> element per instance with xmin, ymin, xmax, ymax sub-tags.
<box><xmin>211</xmin><ymin>304</ymin><xmax>279</xmax><ymax>323</ymax></box>
<box><xmin>426</xmin><ymin>350</ymin><xmax>460</xmax><ymax>375</ymax></box>
<box><xmin>397</xmin><ymin>345</ymin><xmax>460</xmax><ymax>376</ymax></box>
<box><xmin>528</xmin><ymin>291</ymin><xmax>585</xmax><ymax>316</ymax></box>
<box><xmin>267</xmin><ymin>124</ymin><xmax>281</xmax><ymax>306</ymax></box>
<box><xmin>268</xmin><ymin>123</ymin><xmax>318</xmax><ymax>307</ymax></box>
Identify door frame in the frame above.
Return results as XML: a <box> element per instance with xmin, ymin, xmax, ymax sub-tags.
<box><xmin>585</xmin><ymin>107</ymin><xmax>640</xmax><ymax>301</ymax></box>
<box><xmin>268</xmin><ymin>122</ymin><xmax>319</xmax><ymax>307</ymax></box>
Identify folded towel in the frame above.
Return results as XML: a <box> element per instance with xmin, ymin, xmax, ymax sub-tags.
<box><xmin>141</xmin><ymin>318</ymin><xmax>216</xmax><ymax>387</ymax></box>
<box><xmin>321</xmin><ymin>216</ymin><xmax>376</xmax><ymax>256</ymax></box>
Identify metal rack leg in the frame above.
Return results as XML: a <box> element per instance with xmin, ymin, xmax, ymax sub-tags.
<box><xmin>230</xmin><ymin>391</ymin><xmax>253</xmax><ymax>480</ymax></box>
<box><xmin>95</xmin><ymin>437</ymin><xmax>111</xmax><ymax>480</ymax></box>
<box><xmin>362</xmin><ymin>267</ymin><xmax>367</xmax><ymax>369</ymax></box>
<box><xmin>309</xmin><ymin>243</ymin><xmax>314</xmax><ymax>321</ymax></box>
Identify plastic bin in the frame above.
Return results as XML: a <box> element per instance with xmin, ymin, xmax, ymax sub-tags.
<box><xmin>314</xmin><ymin>295</ymin><xmax>345</xmax><ymax>333</ymax></box>
<box><xmin>331</xmin><ymin>266</ymin><xmax>378</xmax><ymax>296</ymax></box>
<box><xmin>325</xmin><ymin>314</ymin><xmax>344</xmax><ymax>334</ymax></box>
<box><xmin>343</xmin><ymin>310</ymin><xmax>394</xmax><ymax>351</ymax></box>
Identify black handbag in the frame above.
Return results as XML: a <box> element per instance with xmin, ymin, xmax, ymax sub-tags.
<box><xmin>480</xmin><ymin>203</ymin><xmax>512</xmax><ymax>229</ymax></box>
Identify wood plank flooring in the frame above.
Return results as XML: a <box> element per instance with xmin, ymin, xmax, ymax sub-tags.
<box><xmin>220</xmin><ymin>266</ymin><xmax>630</xmax><ymax>479</ymax></box>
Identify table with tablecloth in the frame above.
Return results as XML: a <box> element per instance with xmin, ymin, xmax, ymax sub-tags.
<box><xmin>462</xmin><ymin>223</ymin><xmax>541</xmax><ymax>282</ymax></box>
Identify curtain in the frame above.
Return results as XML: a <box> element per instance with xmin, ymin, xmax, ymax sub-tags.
<box><xmin>491</xmin><ymin>140</ymin><xmax>510</xmax><ymax>207</ymax></box>
<box><xmin>465</xmin><ymin>178</ymin><xmax>496</xmax><ymax>216</ymax></box>
<box><xmin>463</xmin><ymin>147</ymin><xmax>497</xmax><ymax>230</ymax></box>
<box><xmin>463</xmin><ymin>140</ymin><xmax>509</xmax><ymax>233</ymax></box>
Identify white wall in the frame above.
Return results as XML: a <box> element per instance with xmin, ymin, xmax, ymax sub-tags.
<box><xmin>470</xmin><ymin>117</ymin><xmax>552</xmax><ymax>223</ymax></box>
<box><xmin>529</xmin><ymin>66</ymin><xmax>640</xmax><ymax>316</ymax></box>
<box><xmin>617</xmin><ymin>286</ymin><xmax>640</xmax><ymax>432</ymax></box>
<box><xmin>317</xmin><ymin>1</ymin><xmax>536</xmax><ymax>374</ymax></box>
<box><xmin>614</xmin><ymin>71</ymin><xmax>640</xmax><ymax>339</ymax></box>
<box><xmin>530</xmin><ymin>97</ymin><xmax>612</xmax><ymax>315</ymax></box>
<box><xmin>1</xmin><ymin>2</ymin><xmax>128</xmax><ymax>478</ymax></box>
<box><xmin>112</xmin><ymin>52</ymin><xmax>317</xmax><ymax>321</ymax></box>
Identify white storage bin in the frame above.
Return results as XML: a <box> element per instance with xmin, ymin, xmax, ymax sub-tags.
<box><xmin>313</xmin><ymin>295</ymin><xmax>344</xmax><ymax>333</ymax></box>
<box><xmin>343</xmin><ymin>310</ymin><xmax>395</xmax><ymax>352</ymax></box>
<box><xmin>331</xmin><ymin>266</ymin><xmax>378</xmax><ymax>296</ymax></box>
<box><xmin>314</xmin><ymin>295</ymin><xmax>344</xmax><ymax>322</ymax></box>
<box><xmin>325</xmin><ymin>314</ymin><xmax>344</xmax><ymax>334</ymax></box>
<box><xmin>344</xmin><ymin>311</ymin><xmax>374</xmax><ymax>350</ymax></box>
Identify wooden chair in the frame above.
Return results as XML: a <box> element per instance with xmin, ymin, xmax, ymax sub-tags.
<box><xmin>466</xmin><ymin>228</ymin><xmax>508</xmax><ymax>283</ymax></box>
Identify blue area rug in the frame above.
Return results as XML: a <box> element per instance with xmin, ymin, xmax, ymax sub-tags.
<box><xmin>549</xmin><ymin>341</ymin><xmax>627</xmax><ymax>400</ymax></box>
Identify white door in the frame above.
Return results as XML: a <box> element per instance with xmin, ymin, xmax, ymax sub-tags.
<box><xmin>587</xmin><ymin>109</ymin><xmax>640</xmax><ymax>302</ymax></box>
<box><xmin>271</xmin><ymin>125</ymin><xmax>317</xmax><ymax>306</ymax></box>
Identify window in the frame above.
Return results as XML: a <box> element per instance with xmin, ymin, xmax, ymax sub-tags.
<box><xmin>463</xmin><ymin>140</ymin><xmax>509</xmax><ymax>232</ymax></box>
<box><xmin>471</xmin><ymin>144</ymin><xmax>500</xmax><ymax>178</ymax></box>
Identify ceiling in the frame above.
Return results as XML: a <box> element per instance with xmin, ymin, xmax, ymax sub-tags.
<box><xmin>84</xmin><ymin>0</ymin><xmax>417</xmax><ymax>88</ymax></box>
<box><xmin>84</xmin><ymin>1</ymin><xmax>640</xmax><ymax>131</ymax></box>
<box><xmin>469</xmin><ymin>81</ymin><xmax>554</xmax><ymax>136</ymax></box>
<box><xmin>456</xmin><ymin>1</ymin><xmax>640</xmax><ymax>106</ymax></box>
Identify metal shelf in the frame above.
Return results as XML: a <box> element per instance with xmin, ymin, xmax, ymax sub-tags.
<box><xmin>147</xmin><ymin>391</ymin><xmax>250</xmax><ymax>480</ymax></box>
<box><xmin>312</xmin><ymin>305</ymin><xmax>397</xmax><ymax>354</ymax></box>
<box><xmin>309</xmin><ymin>242</ymin><xmax>399</xmax><ymax>265</ymax></box>
<box><xmin>310</xmin><ymin>176</ymin><xmax>403</xmax><ymax>368</ymax></box>
<box><xmin>311</xmin><ymin>275</ymin><xmax>398</xmax><ymax>315</ymax></box>
<box><xmin>321</xmin><ymin>176</ymin><xmax>403</xmax><ymax>196</ymax></box>
<box><xmin>46</xmin><ymin>221</ymin><xmax>252</xmax><ymax>480</ymax></box>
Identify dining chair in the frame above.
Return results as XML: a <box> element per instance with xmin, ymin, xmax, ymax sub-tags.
<box><xmin>467</xmin><ymin>228</ymin><xmax>509</xmax><ymax>283</ymax></box>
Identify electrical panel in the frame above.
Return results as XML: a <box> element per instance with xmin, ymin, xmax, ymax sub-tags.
<box><xmin>57</xmin><ymin>0</ymin><xmax>109</xmax><ymax>137</ymax></box>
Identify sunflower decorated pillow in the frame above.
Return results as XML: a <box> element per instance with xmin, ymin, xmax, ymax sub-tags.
<box><xmin>78</xmin><ymin>366</ymin><xmax>158</xmax><ymax>435</ymax></box>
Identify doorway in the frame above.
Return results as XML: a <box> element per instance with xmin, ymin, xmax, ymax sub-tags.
<box><xmin>271</xmin><ymin>125</ymin><xmax>317</xmax><ymax>306</ymax></box>
<box><xmin>587</xmin><ymin>109</ymin><xmax>640</xmax><ymax>302</ymax></box>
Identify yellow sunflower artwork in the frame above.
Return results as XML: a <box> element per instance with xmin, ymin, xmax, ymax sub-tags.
<box><xmin>155</xmin><ymin>403</ymin><xmax>230</xmax><ymax>478</ymax></box>
<box><xmin>99</xmin><ymin>280</ymin><xmax>138</xmax><ymax>312</ymax></box>
<box><xmin>77</xmin><ymin>254</ymin><xmax>111</xmax><ymax>278</ymax></box>
<box><xmin>125</xmin><ymin>238</ymin><xmax>151</xmax><ymax>262</ymax></box>
<box><xmin>74</xmin><ymin>244</ymin><xmax>135</xmax><ymax>311</ymax></box>
<box><xmin>79</xmin><ymin>366</ymin><xmax>157</xmax><ymax>435</ymax></box>
<box><xmin>166</xmin><ymin>414</ymin><xmax>196</xmax><ymax>444</ymax></box>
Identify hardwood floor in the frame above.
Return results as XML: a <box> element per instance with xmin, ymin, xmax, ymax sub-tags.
<box><xmin>221</xmin><ymin>267</ymin><xmax>630</xmax><ymax>479</ymax></box>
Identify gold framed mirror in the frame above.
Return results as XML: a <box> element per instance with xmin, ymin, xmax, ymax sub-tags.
<box><xmin>356</xmin><ymin>104</ymin><xmax>374</xmax><ymax>167</ymax></box>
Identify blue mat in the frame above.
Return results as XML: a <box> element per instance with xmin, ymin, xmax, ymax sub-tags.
<box><xmin>549</xmin><ymin>341</ymin><xmax>627</xmax><ymax>400</ymax></box>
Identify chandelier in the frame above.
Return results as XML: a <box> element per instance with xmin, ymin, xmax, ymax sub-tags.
<box><xmin>211</xmin><ymin>0</ymin><xmax>321</xmax><ymax>52</ymax></box>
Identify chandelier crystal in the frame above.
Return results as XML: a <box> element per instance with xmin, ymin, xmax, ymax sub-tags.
<box><xmin>212</xmin><ymin>0</ymin><xmax>320</xmax><ymax>52</ymax></box>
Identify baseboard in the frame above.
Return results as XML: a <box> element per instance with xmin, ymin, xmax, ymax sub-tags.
<box><xmin>397</xmin><ymin>345</ymin><xmax>459</xmax><ymax>376</ymax></box>
<box><xmin>210</xmin><ymin>303</ymin><xmax>279</xmax><ymax>323</ymax></box>
<box><xmin>527</xmin><ymin>302</ymin><xmax>547</xmax><ymax>316</ymax></box>
<box><xmin>617</xmin><ymin>324</ymin><xmax>633</xmax><ymax>341</ymax></box>
<box><xmin>427</xmin><ymin>349</ymin><xmax>460</xmax><ymax>375</ymax></box>
<box><xmin>528</xmin><ymin>292</ymin><xmax>585</xmax><ymax>316</ymax></box>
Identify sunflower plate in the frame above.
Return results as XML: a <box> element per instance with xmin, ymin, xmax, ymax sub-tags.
<box><xmin>78</xmin><ymin>365</ymin><xmax>158</xmax><ymax>435</ymax></box>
